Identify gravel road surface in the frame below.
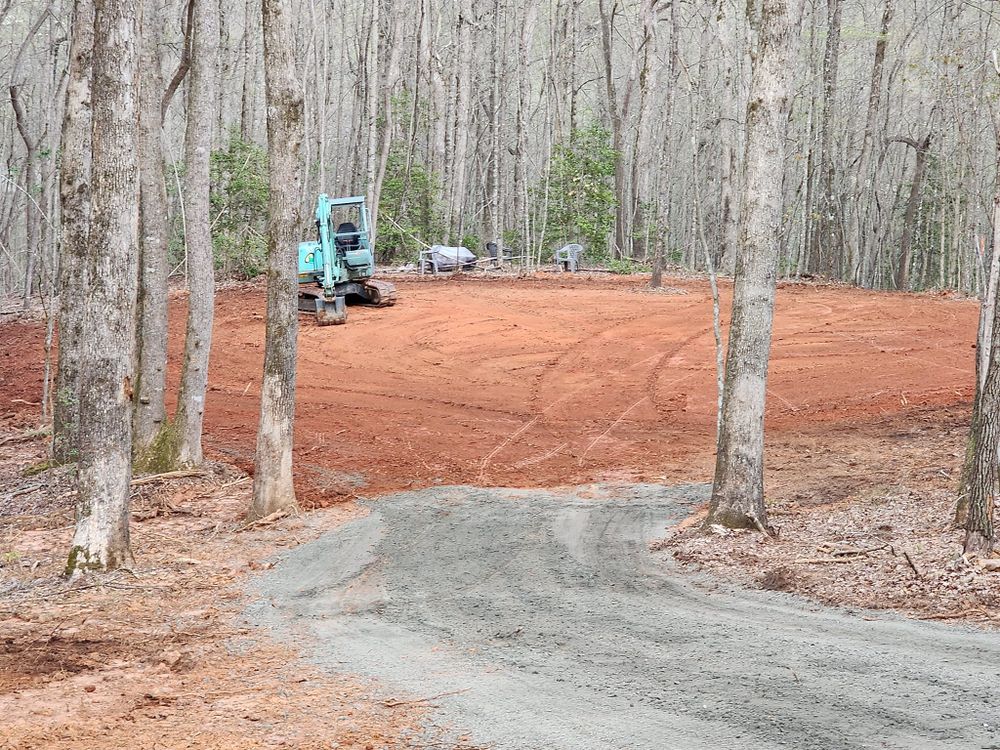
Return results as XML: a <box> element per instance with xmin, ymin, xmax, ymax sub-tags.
<box><xmin>248</xmin><ymin>484</ymin><xmax>1000</xmax><ymax>749</ymax></box>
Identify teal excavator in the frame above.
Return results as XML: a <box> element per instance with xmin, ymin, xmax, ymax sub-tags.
<box><xmin>297</xmin><ymin>194</ymin><xmax>397</xmax><ymax>325</ymax></box>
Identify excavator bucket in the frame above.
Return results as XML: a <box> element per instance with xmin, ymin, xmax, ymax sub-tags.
<box><xmin>315</xmin><ymin>296</ymin><xmax>347</xmax><ymax>326</ymax></box>
<box><xmin>299</xmin><ymin>292</ymin><xmax>347</xmax><ymax>325</ymax></box>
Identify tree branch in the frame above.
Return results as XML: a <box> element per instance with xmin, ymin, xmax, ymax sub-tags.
<box><xmin>161</xmin><ymin>0</ymin><xmax>195</xmax><ymax>121</ymax></box>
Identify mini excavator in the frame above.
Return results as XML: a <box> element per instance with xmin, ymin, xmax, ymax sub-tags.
<box><xmin>297</xmin><ymin>194</ymin><xmax>397</xmax><ymax>325</ymax></box>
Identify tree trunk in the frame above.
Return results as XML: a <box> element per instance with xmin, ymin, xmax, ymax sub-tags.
<box><xmin>53</xmin><ymin>0</ymin><xmax>95</xmax><ymax>464</ymax></box>
<box><xmin>705</xmin><ymin>0</ymin><xmax>805</xmax><ymax>531</ymax></box>
<box><xmin>956</xmin><ymin>57</ymin><xmax>1000</xmax><ymax>530</ymax></box>
<box><xmin>893</xmin><ymin>134</ymin><xmax>932</xmax><ymax>291</ymax></box>
<box><xmin>717</xmin><ymin>0</ymin><xmax>741</xmax><ymax>275</ymax></box>
<box><xmin>67</xmin><ymin>0</ymin><xmax>140</xmax><ymax>574</ymax></box>
<box><xmin>963</xmin><ymin>276</ymin><xmax>1000</xmax><ymax>555</ymax></box>
<box><xmin>810</xmin><ymin>0</ymin><xmax>842</xmax><ymax>278</ymax></box>
<box><xmin>513</xmin><ymin>2</ymin><xmax>538</xmax><ymax>257</ymax></box>
<box><xmin>598</xmin><ymin>0</ymin><xmax>626</xmax><ymax>257</ymax></box>
<box><xmin>449</xmin><ymin>0</ymin><xmax>473</xmax><ymax>243</ymax></box>
<box><xmin>134</xmin><ymin>0</ymin><xmax>171</xmax><ymax>459</ymax></box>
<box><xmin>175</xmin><ymin>0</ymin><xmax>220</xmax><ymax>466</ymax></box>
<box><xmin>853</xmin><ymin>0</ymin><xmax>893</xmax><ymax>285</ymax></box>
<box><xmin>248</xmin><ymin>0</ymin><xmax>304</xmax><ymax>521</ymax></box>
<box><xmin>363</xmin><ymin>0</ymin><xmax>380</xmax><ymax>218</ymax></box>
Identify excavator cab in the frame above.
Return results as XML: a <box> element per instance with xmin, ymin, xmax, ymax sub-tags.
<box><xmin>297</xmin><ymin>195</ymin><xmax>396</xmax><ymax>325</ymax></box>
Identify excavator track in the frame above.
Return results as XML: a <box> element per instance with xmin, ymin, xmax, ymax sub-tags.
<box><xmin>362</xmin><ymin>279</ymin><xmax>397</xmax><ymax>307</ymax></box>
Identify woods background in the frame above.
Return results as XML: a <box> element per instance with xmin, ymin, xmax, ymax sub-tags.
<box><xmin>0</xmin><ymin>0</ymin><xmax>997</xmax><ymax>302</ymax></box>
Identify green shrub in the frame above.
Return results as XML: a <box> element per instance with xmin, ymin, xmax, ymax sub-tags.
<box><xmin>210</xmin><ymin>133</ymin><xmax>269</xmax><ymax>279</ymax></box>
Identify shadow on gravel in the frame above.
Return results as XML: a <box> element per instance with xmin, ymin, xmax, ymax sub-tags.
<box><xmin>246</xmin><ymin>484</ymin><xmax>1000</xmax><ymax>750</ymax></box>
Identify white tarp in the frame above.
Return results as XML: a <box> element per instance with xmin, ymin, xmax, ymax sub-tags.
<box><xmin>422</xmin><ymin>245</ymin><xmax>477</xmax><ymax>271</ymax></box>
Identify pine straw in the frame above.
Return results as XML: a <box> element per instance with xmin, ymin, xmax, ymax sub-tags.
<box><xmin>0</xmin><ymin>431</ymin><xmax>480</xmax><ymax>750</ymax></box>
<box><xmin>660</xmin><ymin>486</ymin><xmax>1000</xmax><ymax>627</ymax></box>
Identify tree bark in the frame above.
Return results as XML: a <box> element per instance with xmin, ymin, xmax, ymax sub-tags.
<box><xmin>53</xmin><ymin>0</ymin><xmax>95</xmax><ymax>464</ymax></box>
<box><xmin>962</xmin><ymin>276</ymin><xmax>1000</xmax><ymax>555</ymax></box>
<box><xmin>363</xmin><ymin>0</ymin><xmax>380</xmax><ymax>219</ymax></box>
<box><xmin>893</xmin><ymin>134</ymin><xmax>932</xmax><ymax>291</ymax></box>
<box><xmin>598</xmin><ymin>0</ymin><xmax>626</xmax><ymax>257</ymax></box>
<box><xmin>175</xmin><ymin>0</ymin><xmax>220</xmax><ymax>466</ymax></box>
<box><xmin>134</xmin><ymin>0</ymin><xmax>171</xmax><ymax>458</ymax></box>
<box><xmin>705</xmin><ymin>0</ymin><xmax>805</xmax><ymax>531</ymax></box>
<box><xmin>810</xmin><ymin>0</ymin><xmax>842</xmax><ymax>278</ymax></box>
<box><xmin>852</xmin><ymin>0</ymin><xmax>893</xmax><ymax>285</ymax></box>
<box><xmin>67</xmin><ymin>0</ymin><xmax>140</xmax><ymax>574</ymax></box>
<box><xmin>249</xmin><ymin>0</ymin><xmax>304</xmax><ymax>521</ymax></box>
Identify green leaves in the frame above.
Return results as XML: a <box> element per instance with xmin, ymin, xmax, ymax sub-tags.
<box><xmin>209</xmin><ymin>132</ymin><xmax>269</xmax><ymax>279</ymax></box>
<box><xmin>542</xmin><ymin>123</ymin><xmax>618</xmax><ymax>259</ymax></box>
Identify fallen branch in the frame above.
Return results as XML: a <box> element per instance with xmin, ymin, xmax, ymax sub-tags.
<box><xmin>794</xmin><ymin>557</ymin><xmax>853</xmax><ymax>565</ymax></box>
<box><xmin>902</xmin><ymin>549</ymin><xmax>923</xmax><ymax>579</ymax></box>
<box><xmin>0</xmin><ymin>426</ymin><xmax>51</xmax><ymax>447</ymax></box>
<box><xmin>130</xmin><ymin>469</ymin><xmax>207</xmax><ymax>487</ymax></box>
<box><xmin>238</xmin><ymin>508</ymin><xmax>291</xmax><ymax>531</ymax></box>
<box><xmin>381</xmin><ymin>688</ymin><xmax>470</xmax><ymax>708</ymax></box>
<box><xmin>917</xmin><ymin>607</ymin><xmax>991</xmax><ymax>621</ymax></box>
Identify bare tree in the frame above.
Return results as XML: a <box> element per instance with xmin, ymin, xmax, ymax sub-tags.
<box><xmin>9</xmin><ymin>2</ymin><xmax>54</xmax><ymax>310</ymax></box>
<box><xmin>133</xmin><ymin>0</ymin><xmax>172</xmax><ymax>460</ymax></box>
<box><xmin>52</xmin><ymin>0</ymin><xmax>94</xmax><ymax>464</ymax></box>
<box><xmin>248</xmin><ymin>0</ymin><xmax>304</xmax><ymax>521</ymax></box>
<box><xmin>174</xmin><ymin>0</ymin><xmax>220</xmax><ymax>466</ymax></box>
<box><xmin>955</xmin><ymin>51</ymin><xmax>1000</xmax><ymax>550</ymax></box>
<box><xmin>705</xmin><ymin>0</ymin><xmax>805</xmax><ymax>531</ymax></box>
<box><xmin>67</xmin><ymin>0</ymin><xmax>140</xmax><ymax>574</ymax></box>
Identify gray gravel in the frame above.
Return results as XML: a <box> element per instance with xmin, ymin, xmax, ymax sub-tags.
<box><xmin>247</xmin><ymin>484</ymin><xmax>1000</xmax><ymax>749</ymax></box>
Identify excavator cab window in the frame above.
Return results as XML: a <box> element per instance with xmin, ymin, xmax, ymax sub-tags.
<box><xmin>336</xmin><ymin>222</ymin><xmax>359</xmax><ymax>251</ymax></box>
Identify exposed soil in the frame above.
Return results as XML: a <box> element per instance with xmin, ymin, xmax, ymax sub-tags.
<box><xmin>0</xmin><ymin>273</ymin><xmax>995</xmax><ymax>749</ymax></box>
<box><xmin>0</xmin><ymin>274</ymin><xmax>980</xmax><ymax>503</ymax></box>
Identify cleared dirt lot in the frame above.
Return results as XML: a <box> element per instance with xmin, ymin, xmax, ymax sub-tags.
<box><xmin>1</xmin><ymin>274</ymin><xmax>978</xmax><ymax>500</ymax></box>
<box><xmin>0</xmin><ymin>274</ymin><xmax>990</xmax><ymax>750</ymax></box>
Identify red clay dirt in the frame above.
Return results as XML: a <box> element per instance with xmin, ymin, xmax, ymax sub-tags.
<box><xmin>0</xmin><ymin>274</ymin><xmax>979</xmax><ymax>501</ymax></box>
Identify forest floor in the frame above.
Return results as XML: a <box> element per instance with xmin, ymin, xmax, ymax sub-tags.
<box><xmin>1</xmin><ymin>272</ymin><xmax>998</xmax><ymax>748</ymax></box>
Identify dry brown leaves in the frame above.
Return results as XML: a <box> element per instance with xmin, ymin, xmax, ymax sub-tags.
<box><xmin>663</xmin><ymin>486</ymin><xmax>1000</xmax><ymax>626</ymax></box>
<box><xmin>0</xmin><ymin>429</ymin><xmax>456</xmax><ymax>750</ymax></box>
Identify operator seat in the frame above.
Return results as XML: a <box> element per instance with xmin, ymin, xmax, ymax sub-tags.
<box><xmin>336</xmin><ymin>221</ymin><xmax>359</xmax><ymax>251</ymax></box>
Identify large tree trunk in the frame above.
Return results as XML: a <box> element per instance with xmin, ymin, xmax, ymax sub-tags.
<box><xmin>175</xmin><ymin>0</ymin><xmax>220</xmax><ymax>466</ymax></box>
<box><xmin>248</xmin><ymin>0</ymin><xmax>304</xmax><ymax>521</ymax></box>
<box><xmin>53</xmin><ymin>0</ymin><xmax>95</xmax><ymax>464</ymax></box>
<box><xmin>134</xmin><ymin>0</ymin><xmax>171</xmax><ymax>460</ymax></box>
<box><xmin>956</xmin><ymin>60</ymin><xmax>1000</xmax><ymax>531</ymax></box>
<box><xmin>962</xmin><ymin>270</ymin><xmax>1000</xmax><ymax>555</ymax></box>
<box><xmin>67</xmin><ymin>0</ymin><xmax>140</xmax><ymax>574</ymax></box>
<box><xmin>705</xmin><ymin>0</ymin><xmax>805</xmax><ymax>531</ymax></box>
